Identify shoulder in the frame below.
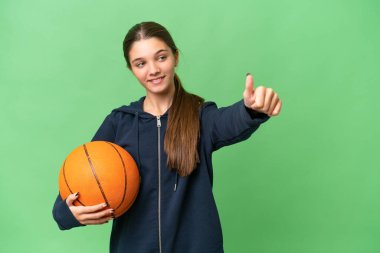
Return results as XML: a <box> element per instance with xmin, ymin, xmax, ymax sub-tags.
<box><xmin>96</xmin><ymin>97</ymin><xmax>143</xmax><ymax>129</ymax></box>
<box><xmin>199</xmin><ymin>101</ymin><xmax>217</xmax><ymax>114</ymax></box>
<box><xmin>109</xmin><ymin>97</ymin><xmax>144</xmax><ymax>117</ymax></box>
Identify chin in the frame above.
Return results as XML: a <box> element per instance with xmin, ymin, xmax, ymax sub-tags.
<box><xmin>147</xmin><ymin>83</ymin><xmax>174</xmax><ymax>96</ymax></box>
<box><xmin>150</xmin><ymin>88</ymin><xmax>171</xmax><ymax>96</ymax></box>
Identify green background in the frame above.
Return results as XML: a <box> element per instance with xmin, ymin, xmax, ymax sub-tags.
<box><xmin>1</xmin><ymin>0</ymin><xmax>379</xmax><ymax>252</ymax></box>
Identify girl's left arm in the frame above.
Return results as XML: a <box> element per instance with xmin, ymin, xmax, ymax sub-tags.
<box><xmin>201</xmin><ymin>73</ymin><xmax>282</xmax><ymax>151</ymax></box>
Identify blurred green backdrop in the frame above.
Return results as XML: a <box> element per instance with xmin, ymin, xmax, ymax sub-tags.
<box><xmin>1</xmin><ymin>0</ymin><xmax>379</xmax><ymax>252</ymax></box>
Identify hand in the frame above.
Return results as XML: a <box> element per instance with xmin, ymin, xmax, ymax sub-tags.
<box><xmin>243</xmin><ymin>73</ymin><xmax>282</xmax><ymax>117</ymax></box>
<box><xmin>66</xmin><ymin>192</ymin><xmax>114</xmax><ymax>225</ymax></box>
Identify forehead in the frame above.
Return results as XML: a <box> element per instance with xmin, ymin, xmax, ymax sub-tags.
<box><xmin>129</xmin><ymin>38</ymin><xmax>170</xmax><ymax>59</ymax></box>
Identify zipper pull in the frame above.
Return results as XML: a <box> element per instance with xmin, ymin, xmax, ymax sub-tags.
<box><xmin>157</xmin><ymin>116</ymin><xmax>161</xmax><ymax>127</ymax></box>
<box><xmin>173</xmin><ymin>172</ymin><xmax>178</xmax><ymax>192</ymax></box>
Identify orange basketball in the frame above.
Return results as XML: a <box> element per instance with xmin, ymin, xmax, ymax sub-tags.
<box><xmin>58</xmin><ymin>141</ymin><xmax>140</xmax><ymax>218</ymax></box>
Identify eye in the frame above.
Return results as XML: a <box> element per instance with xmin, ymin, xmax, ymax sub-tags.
<box><xmin>158</xmin><ymin>55</ymin><xmax>167</xmax><ymax>61</ymax></box>
<box><xmin>136</xmin><ymin>62</ymin><xmax>145</xmax><ymax>68</ymax></box>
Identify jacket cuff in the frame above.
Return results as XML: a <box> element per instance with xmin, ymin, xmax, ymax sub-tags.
<box><xmin>52</xmin><ymin>196</ymin><xmax>85</xmax><ymax>230</ymax></box>
<box><xmin>239</xmin><ymin>99</ymin><xmax>270</xmax><ymax>126</ymax></box>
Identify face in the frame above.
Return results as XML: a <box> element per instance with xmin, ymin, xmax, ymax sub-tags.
<box><xmin>128</xmin><ymin>37</ymin><xmax>178</xmax><ymax>97</ymax></box>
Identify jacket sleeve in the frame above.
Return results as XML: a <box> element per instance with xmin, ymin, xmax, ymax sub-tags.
<box><xmin>52</xmin><ymin>193</ymin><xmax>84</xmax><ymax>230</ymax></box>
<box><xmin>91</xmin><ymin>113</ymin><xmax>117</xmax><ymax>142</ymax></box>
<box><xmin>52</xmin><ymin>113</ymin><xmax>116</xmax><ymax>230</ymax></box>
<box><xmin>201</xmin><ymin>99</ymin><xmax>270</xmax><ymax>151</ymax></box>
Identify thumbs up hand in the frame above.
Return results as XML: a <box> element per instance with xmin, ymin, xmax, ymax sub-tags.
<box><xmin>243</xmin><ymin>73</ymin><xmax>282</xmax><ymax>117</ymax></box>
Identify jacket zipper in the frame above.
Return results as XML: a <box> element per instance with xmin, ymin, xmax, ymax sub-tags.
<box><xmin>157</xmin><ymin>116</ymin><xmax>162</xmax><ymax>253</ymax></box>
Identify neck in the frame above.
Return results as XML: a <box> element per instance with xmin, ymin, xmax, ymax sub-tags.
<box><xmin>143</xmin><ymin>85</ymin><xmax>175</xmax><ymax>116</ymax></box>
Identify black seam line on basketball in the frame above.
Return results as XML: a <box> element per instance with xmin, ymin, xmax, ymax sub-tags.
<box><xmin>83</xmin><ymin>144</ymin><xmax>110</xmax><ymax>207</ymax></box>
<box><xmin>106</xmin><ymin>142</ymin><xmax>128</xmax><ymax>211</ymax></box>
<box><xmin>122</xmin><ymin>176</ymin><xmax>140</xmax><ymax>213</ymax></box>
<box><xmin>63</xmin><ymin>159</ymin><xmax>85</xmax><ymax>206</ymax></box>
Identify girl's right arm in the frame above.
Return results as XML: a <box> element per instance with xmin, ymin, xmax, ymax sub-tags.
<box><xmin>52</xmin><ymin>112</ymin><xmax>117</xmax><ymax>230</ymax></box>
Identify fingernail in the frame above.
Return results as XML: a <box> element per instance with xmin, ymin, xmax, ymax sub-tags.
<box><xmin>74</xmin><ymin>192</ymin><xmax>79</xmax><ymax>197</ymax></box>
<box><xmin>102</xmin><ymin>203</ymin><xmax>107</xmax><ymax>207</ymax></box>
<box><xmin>109</xmin><ymin>209</ymin><xmax>114</xmax><ymax>214</ymax></box>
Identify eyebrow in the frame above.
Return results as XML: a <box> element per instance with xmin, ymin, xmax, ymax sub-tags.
<box><xmin>131</xmin><ymin>49</ymin><xmax>168</xmax><ymax>63</ymax></box>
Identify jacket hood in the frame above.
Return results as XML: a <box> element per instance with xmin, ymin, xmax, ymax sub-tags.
<box><xmin>112</xmin><ymin>96</ymin><xmax>173</xmax><ymax>118</ymax></box>
<box><xmin>112</xmin><ymin>96</ymin><xmax>145</xmax><ymax>115</ymax></box>
<box><xmin>112</xmin><ymin>96</ymin><xmax>217</xmax><ymax>117</ymax></box>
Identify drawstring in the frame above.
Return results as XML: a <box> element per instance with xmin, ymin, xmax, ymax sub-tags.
<box><xmin>174</xmin><ymin>172</ymin><xmax>178</xmax><ymax>192</ymax></box>
<box><xmin>135</xmin><ymin>111</ymin><xmax>142</xmax><ymax>169</ymax></box>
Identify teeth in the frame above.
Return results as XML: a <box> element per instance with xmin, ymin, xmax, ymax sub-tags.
<box><xmin>151</xmin><ymin>77</ymin><xmax>163</xmax><ymax>84</ymax></box>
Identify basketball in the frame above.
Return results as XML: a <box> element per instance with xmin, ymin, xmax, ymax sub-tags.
<box><xmin>58</xmin><ymin>141</ymin><xmax>140</xmax><ymax>218</ymax></box>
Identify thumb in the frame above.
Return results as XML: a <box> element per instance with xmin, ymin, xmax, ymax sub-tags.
<box><xmin>245</xmin><ymin>73</ymin><xmax>254</xmax><ymax>95</ymax></box>
<box><xmin>66</xmin><ymin>192</ymin><xmax>79</xmax><ymax>206</ymax></box>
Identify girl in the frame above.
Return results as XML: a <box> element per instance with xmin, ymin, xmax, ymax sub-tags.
<box><xmin>53</xmin><ymin>21</ymin><xmax>282</xmax><ymax>253</ymax></box>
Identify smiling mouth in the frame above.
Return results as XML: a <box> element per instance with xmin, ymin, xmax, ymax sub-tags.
<box><xmin>149</xmin><ymin>76</ymin><xmax>165</xmax><ymax>83</ymax></box>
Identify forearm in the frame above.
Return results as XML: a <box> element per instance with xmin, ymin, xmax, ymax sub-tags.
<box><xmin>52</xmin><ymin>193</ymin><xmax>84</xmax><ymax>230</ymax></box>
<box><xmin>202</xmin><ymin>99</ymin><xmax>270</xmax><ymax>151</ymax></box>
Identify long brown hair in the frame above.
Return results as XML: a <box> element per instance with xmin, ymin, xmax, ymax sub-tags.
<box><xmin>122</xmin><ymin>21</ymin><xmax>204</xmax><ymax>176</ymax></box>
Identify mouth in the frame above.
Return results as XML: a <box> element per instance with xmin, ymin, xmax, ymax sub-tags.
<box><xmin>148</xmin><ymin>76</ymin><xmax>165</xmax><ymax>84</ymax></box>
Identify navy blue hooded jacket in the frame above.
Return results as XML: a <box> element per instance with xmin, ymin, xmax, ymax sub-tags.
<box><xmin>52</xmin><ymin>97</ymin><xmax>270</xmax><ymax>253</ymax></box>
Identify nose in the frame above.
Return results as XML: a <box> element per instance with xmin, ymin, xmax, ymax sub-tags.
<box><xmin>148</xmin><ymin>62</ymin><xmax>161</xmax><ymax>76</ymax></box>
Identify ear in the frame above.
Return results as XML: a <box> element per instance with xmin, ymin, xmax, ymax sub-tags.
<box><xmin>174</xmin><ymin>50</ymin><xmax>179</xmax><ymax>67</ymax></box>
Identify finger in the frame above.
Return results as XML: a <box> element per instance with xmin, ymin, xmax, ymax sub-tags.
<box><xmin>78</xmin><ymin>202</ymin><xmax>108</xmax><ymax>213</ymax></box>
<box><xmin>243</xmin><ymin>74</ymin><xmax>256</xmax><ymax>107</ymax></box>
<box><xmin>79</xmin><ymin>208</ymin><xmax>115</xmax><ymax>222</ymax></box>
<box><xmin>252</xmin><ymin>86</ymin><xmax>265</xmax><ymax>110</ymax></box>
<box><xmin>82</xmin><ymin>216</ymin><xmax>114</xmax><ymax>225</ymax></box>
<box><xmin>268</xmin><ymin>93</ymin><xmax>279</xmax><ymax>116</ymax></box>
<box><xmin>66</xmin><ymin>192</ymin><xmax>79</xmax><ymax>206</ymax></box>
<box><xmin>271</xmin><ymin>100</ymin><xmax>282</xmax><ymax>116</ymax></box>
<box><xmin>262</xmin><ymin>88</ymin><xmax>274</xmax><ymax>113</ymax></box>
<box><xmin>245</xmin><ymin>73</ymin><xmax>254</xmax><ymax>94</ymax></box>
<box><xmin>243</xmin><ymin>74</ymin><xmax>254</xmax><ymax>105</ymax></box>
